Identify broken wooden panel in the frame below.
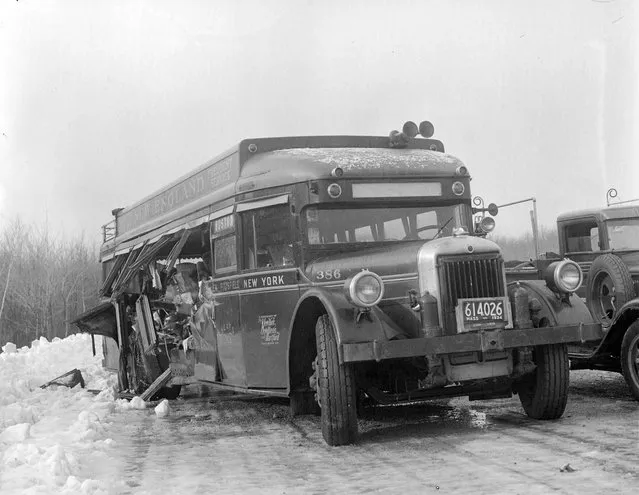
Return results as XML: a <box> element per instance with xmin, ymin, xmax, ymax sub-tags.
<box><xmin>135</xmin><ymin>295</ymin><xmax>157</xmax><ymax>352</ymax></box>
<box><xmin>99</xmin><ymin>254</ymin><xmax>127</xmax><ymax>297</ymax></box>
<box><xmin>139</xmin><ymin>368</ymin><xmax>172</xmax><ymax>401</ymax></box>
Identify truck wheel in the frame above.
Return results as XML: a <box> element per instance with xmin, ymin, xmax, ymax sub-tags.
<box><xmin>587</xmin><ymin>254</ymin><xmax>635</xmax><ymax>325</ymax></box>
<box><xmin>315</xmin><ymin>314</ymin><xmax>358</xmax><ymax>446</ymax></box>
<box><xmin>620</xmin><ymin>320</ymin><xmax>639</xmax><ymax>401</ymax></box>
<box><xmin>517</xmin><ymin>344</ymin><xmax>569</xmax><ymax>420</ymax></box>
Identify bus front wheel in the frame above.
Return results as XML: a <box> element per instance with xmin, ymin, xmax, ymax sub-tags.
<box><xmin>314</xmin><ymin>314</ymin><xmax>358</xmax><ymax>446</ymax></box>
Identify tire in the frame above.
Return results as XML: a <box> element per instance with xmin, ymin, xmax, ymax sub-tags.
<box><xmin>517</xmin><ymin>344</ymin><xmax>569</xmax><ymax>420</ymax></box>
<box><xmin>157</xmin><ymin>385</ymin><xmax>182</xmax><ymax>401</ymax></box>
<box><xmin>315</xmin><ymin>314</ymin><xmax>358</xmax><ymax>446</ymax></box>
<box><xmin>290</xmin><ymin>391</ymin><xmax>320</xmax><ymax>416</ymax></box>
<box><xmin>587</xmin><ymin>254</ymin><xmax>635</xmax><ymax>325</ymax></box>
<box><xmin>620</xmin><ymin>320</ymin><xmax>639</xmax><ymax>401</ymax></box>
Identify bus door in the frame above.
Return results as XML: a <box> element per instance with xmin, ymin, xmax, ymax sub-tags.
<box><xmin>200</xmin><ymin>213</ymin><xmax>247</xmax><ymax>386</ymax></box>
<box><xmin>237</xmin><ymin>197</ymin><xmax>299</xmax><ymax>389</ymax></box>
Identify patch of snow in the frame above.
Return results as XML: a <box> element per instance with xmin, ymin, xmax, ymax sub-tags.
<box><xmin>0</xmin><ymin>423</ymin><xmax>31</xmax><ymax>443</ymax></box>
<box><xmin>274</xmin><ymin>147</ymin><xmax>463</xmax><ymax>171</ymax></box>
<box><xmin>2</xmin><ymin>342</ymin><xmax>17</xmax><ymax>354</ymax></box>
<box><xmin>0</xmin><ymin>333</ymin><xmax>118</xmax><ymax>494</ymax></box>
<box><xmin>154</xmin><ymin>399</ymin><xmax>170</xmax><ymax>417</ymax></box>
<box><xmin>128</xmin><ymin>396</ymin><xmax>147</xmax><ymax>410</ymax></box>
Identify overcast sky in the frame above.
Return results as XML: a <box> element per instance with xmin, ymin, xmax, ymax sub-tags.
<box><xmin>0</xmin><ymin>0</ymin><xmax>637</xmax><ymax>243</ymax></box>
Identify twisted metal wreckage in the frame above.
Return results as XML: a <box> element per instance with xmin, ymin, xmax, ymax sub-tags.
<box><xmin>75</xmin><ymin>229</ymin><xmax>217</xmax><ymax>400</ymax></box>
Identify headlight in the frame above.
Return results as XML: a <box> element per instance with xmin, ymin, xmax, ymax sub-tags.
<box><xmin>479</xmin><ymin>216</ymin><xmax>495</xmax><ymax>233</ymax></box>
<box><xmin>544</xmin><ymin>259</ymin><xmax>583</xmax><ymax>294</ymax></box>
<box><xmin>452</xmin><ymin>181</ymin><xmax>465</xmax><ymax>195</ymax></box>
<box><xmin>327</xmin><ymin>183</ymin><xmax>342</xmax><ymax>198</ymax></box>
<box><xmin>345</xmin><ymin>271</ymin><xmax>384</xmax><ymax>308</ymax></box>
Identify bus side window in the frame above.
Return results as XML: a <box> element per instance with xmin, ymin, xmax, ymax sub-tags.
<box><xmin>214</xmin><ymin>235</ymin><xmax>237</xmax><ymax>274</ymax></box>
<box><xmin>211</xmin><ymin>214</ymin><xmax>237</xmax><ymax>275</ymax></box>
<box><xmin>242</xmin><ymin>205</ymin><xmax>293</xmax><ymax>269</ymax></box>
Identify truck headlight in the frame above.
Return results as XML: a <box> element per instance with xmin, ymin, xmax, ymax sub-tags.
<box><xmin>544</xmin><ymin>259</ymin><xmax>583</xmax><ymax>294</ymax></box>
<box><xmin>345</xmin><ymin>271</ymin><xmax>384</xmax><ymax>308</ymax></box>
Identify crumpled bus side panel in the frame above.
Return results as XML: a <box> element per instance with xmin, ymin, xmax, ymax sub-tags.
<box><xmin>71</xmin><ymin>301</ymin><xmax>118</xmax><ymax>342</ymax></box>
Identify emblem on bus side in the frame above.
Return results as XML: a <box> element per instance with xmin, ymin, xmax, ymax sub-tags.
<box><xmin>259</xmin><ymin>314</ymin><xmax>280</xmax><ymax>345</ymax></box>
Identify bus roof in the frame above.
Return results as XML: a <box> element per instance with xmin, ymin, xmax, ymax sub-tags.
<box><xmin>103</xmin><ymin>135</ymin><xmax>465</xmax><ymax>254</ymax></box>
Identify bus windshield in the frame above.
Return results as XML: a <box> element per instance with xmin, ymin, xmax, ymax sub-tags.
<box><xmin>305</xmin><ymin>203</ymin><xmax>471</xmax><ymax>245</ymax></box>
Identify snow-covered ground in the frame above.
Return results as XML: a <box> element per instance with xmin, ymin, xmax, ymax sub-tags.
<box><xmin>1</xmin><ymin>334</ymin><xmax>638</xmax><ymax>495</ymax></box>
<box><xmin>0</xmin><ymin>334</ymin><xmax>129</xmax><ymax>494</ymax></box>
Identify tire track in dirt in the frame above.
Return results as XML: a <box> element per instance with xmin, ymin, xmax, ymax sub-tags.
<box><xmin>434</xmin><ymin>432</ymin><xmax>628</xmax><ymax>494</ymax></box>
<box><xmin>103</xmin><ymin>374</ymin><xmax>637</xmax><ymax>494</ymax></box>
<box><xmin>488</xmin><ymin>414</ymin><xmax>639</xmax><ymax>478</ymax></box>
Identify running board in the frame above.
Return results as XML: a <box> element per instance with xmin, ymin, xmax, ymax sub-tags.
<box><xmin>195</xmin><ymin>379</ymin><xmax>289</xmax><ymax>398</ymax></box>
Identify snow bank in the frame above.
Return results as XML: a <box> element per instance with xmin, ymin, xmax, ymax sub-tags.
<box><xmin>0</xmin><ymin>333</ymin><xmax>120</xmax><ymax>494</ymax></box>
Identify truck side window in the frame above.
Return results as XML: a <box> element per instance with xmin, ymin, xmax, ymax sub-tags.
<box><xmin>589</xmin><ymin>227</ymin><xmax>600</xmax><ymax>251</ymax></box>
<box><xmin>565</xmin><ymin>221</ymin><xmax>598</xmax><ymax>252</ymax></box>
<box><xmin>242</xmin><ymin>205</ymin><xmax>293</xmax><ymax>269</ymax></box>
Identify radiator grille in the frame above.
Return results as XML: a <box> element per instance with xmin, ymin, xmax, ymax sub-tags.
<box><xmin>438</xmin><ymin>254</ymin><xmax>505</xmax><ymax>334</ymax></box>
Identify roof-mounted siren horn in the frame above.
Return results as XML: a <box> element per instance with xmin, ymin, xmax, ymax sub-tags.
<box><xmin>418</xmin><ymin>121</ymin><xmax>435</xmax><ymax>138</ymax></box>
<box><xmin>402</xmin><ymin>121</ymin><xmax>419</xmax><ymax>138</ymax></box>
<box><xmin>389</xmin><ymin>129</ymin><xmax>409</xmax><ymax>148</ymax></box>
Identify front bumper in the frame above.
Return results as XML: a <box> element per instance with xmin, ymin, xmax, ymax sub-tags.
<box><xmin>341</xmin><ymin>323</ymin><xmax>603</xmax><ymax>363</ymax></box>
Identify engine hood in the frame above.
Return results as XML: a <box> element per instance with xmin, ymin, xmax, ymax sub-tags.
<box><xmin>305</xmin><ymin>241</ymin><xmax>424</xmax><ymax>282</ymax></box>
<box><xmin>304</xmin><ymin>235</ymin><xmax>502</xmax><ymax>283</ymax></box>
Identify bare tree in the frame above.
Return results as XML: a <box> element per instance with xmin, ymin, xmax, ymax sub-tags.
<box><xmin>0</xmin><ymin>217</ymin><xmax>101</xmax><ymax>348</ymax></box>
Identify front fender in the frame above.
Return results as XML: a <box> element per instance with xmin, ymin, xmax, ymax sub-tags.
<box><xmin>507</xmin><ymin>280</ymin><xmax>595</xmax><ymax>327</ymax></box>
<box><xmin>292</xmin><ymin>287</ymin><xmax>403</xmax><ymax>346</ymax></box>
<box><xmin>598</xmin><ymin>298</ymin><xmax>639</xmax><ymax>354</ymax></box>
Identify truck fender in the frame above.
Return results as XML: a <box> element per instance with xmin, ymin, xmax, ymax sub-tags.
<box><xmin>597</xmin><ymin>298</ymin><xmax>639</xmax><ymax>355</ymax></box>
<box><xmin>507</xmin><ymin>280</ymin><xmax>595</xmax><ymax>328</ymax></box>
<box><xmin>287</xmin><ymin>287</ymin><xmax>401</xmax><ymax>391</ymax></box>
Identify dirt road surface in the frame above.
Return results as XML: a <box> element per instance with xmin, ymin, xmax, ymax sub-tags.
<box><xmin>100</xmin><ymin>370</ymin><xmax>638</xmax><ymax>495</ymax></box>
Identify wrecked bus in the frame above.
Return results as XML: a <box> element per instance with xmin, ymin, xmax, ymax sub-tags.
<box><xmin>74</xmin><ymin>121</ymin><xmax>603</xmax><ymax>446</ymax></box>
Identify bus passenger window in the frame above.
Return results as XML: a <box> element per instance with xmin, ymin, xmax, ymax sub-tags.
<box><xmin>242</xmin><ymin>205</ymin><xmax>293</xmax><ymax>269</ymax></box>
<box><xmin>214</xmin><ymin>235</ymin><xmax>237</xmax><ymax>273</ymax></box>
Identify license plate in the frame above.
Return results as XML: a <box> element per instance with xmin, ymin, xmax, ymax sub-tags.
<box><xmin>456</xmin><ymin>297</ymin><xmax>508</xmax><ymax>332</ymax></box>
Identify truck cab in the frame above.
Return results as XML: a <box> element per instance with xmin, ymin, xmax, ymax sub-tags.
<box><xmin>557</xmin><ymin>206</ymin><xmax>639</xmax><ymax>322</ymax></box>
<box><xmin>501</xmin><ymin>201</ymin><xmax>639</xmax><ymax>402</ymax></box>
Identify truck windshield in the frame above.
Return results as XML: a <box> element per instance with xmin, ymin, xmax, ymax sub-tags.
<box><xmin>305</xmin><ymin>203</ymin><xmax>470</xmax><ymax>245</ymax></box>
<box><xmin>606</xmin><ymin>219</ymin><xmax>639</xmax><ymax>250</ymax></box>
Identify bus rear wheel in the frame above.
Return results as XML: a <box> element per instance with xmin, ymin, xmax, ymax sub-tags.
<box><xmin>314</xmin><ymin>314</ymin><xmax>358</xmax><ymax>446</ymax></box>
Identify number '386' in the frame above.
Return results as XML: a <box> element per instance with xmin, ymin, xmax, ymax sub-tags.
<box><xmin>316</xmin><ymin>269</ymin><xmax>341</xmax><ymax>280</ymax></box>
